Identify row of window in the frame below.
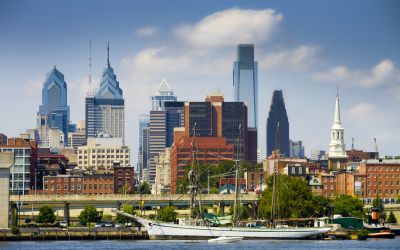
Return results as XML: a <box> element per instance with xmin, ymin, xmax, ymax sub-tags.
<box><xmin>367</xmin><ymin>180</ymin><xmax>400</xmax><ymax>186</ymax></box>
<box><xmin>367</xmin><ymin>189</ymin><xmax>400</xmax><ymax>195</ymax></box>
<box><xmin>368</xmin><ymin>166</ymin><xmax>400</xmax><ymax>171</ymax></box>
<box><xmin>44</xmin><ymin>183</ymin><xmax>114</xmax><ymax>191</ymax></box>
<box><xmin>367</xmin><ymin>173</ymin><xmax>400</xmax><ymax>179</ymax></box>
<box><xmin>79</xmin><ymin>149</ymin><xmax>129</xmax><ymax>154</ymax></box>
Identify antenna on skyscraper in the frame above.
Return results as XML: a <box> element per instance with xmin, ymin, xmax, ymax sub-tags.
<box><xmin>107</xmin><ymin>41</ymin><xmax>110</xmax><ymax>68</ymax></box>
<box><xmin>88</xmin><ymin>40</ymin><xmax>92</xmax><ymax>96</ymax></box>
<box><xmin>352</xmin><ymin>138</ymin><xmax>354</xmax><ymax>150</ymax></box>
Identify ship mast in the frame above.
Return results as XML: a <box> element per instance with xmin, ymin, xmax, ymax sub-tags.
<box><xmin>189</xmin><ymin>123</ymin><xmax>199</xmax><ymax>219</ymax></box>
<box><xmin>233</xmin><ymin>124</ymin><xmax>242</xmax><ymax>226</ymax></box>
<box><xmin>270</xmin><ymin>122</ymin><xmax>280</xmax><ymax>225</ymax></box>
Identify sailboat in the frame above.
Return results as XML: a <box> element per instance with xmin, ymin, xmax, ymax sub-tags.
<box><xmin>114</xmin><ymin>125</ymin><xmax>331</xmax><ymax>239</ymax></box>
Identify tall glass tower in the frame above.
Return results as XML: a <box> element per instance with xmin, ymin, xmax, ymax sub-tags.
<box><xmin>86</xmin><ymin>44</ymin><xmax>125</xmax><ymax>142</ymax></box>
<box><xmin>38</xmin><ymin>66</ymin><xmax>70</xmax><ymax>146</ymax></box>
<box><xmin>233</xmin><ymin>44</ymin><xmax>258</xmax><ymax>128</ymax></box>
<box><xmin>266</xmin><ymin>90</ymin><xmax>290</xmax><ymax>157</ymax></box>
<box><xmin>151</xmin><ymin>79</ymin><xmax>177</xmax><ymax>111</ymax></box>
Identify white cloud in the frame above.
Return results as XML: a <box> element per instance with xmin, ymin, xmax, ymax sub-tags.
<box><xmin>313</xmin><ymin>59</ymin><xmax>399</xmax><ymax>88</ymax></box>
<box><xmin>21</xmin><ymin>76</ymin><xmax>44</xmax><ymax>96</ymax></box>
<box><xmin>174</xmin><ymin>8</ymin><xmax>282</xmax><ymax>48</ymax></box>
<box><xmin>260</xmin><ymin>45</ymin><xmax>319</xmax><ymax>70</ymax></box>
<box><xmin>135</xmin><ymin>26</ymin><xmax>159</xmax><ymax>37</ymax></box>
<box><xmin>346</xmin><ymin>102</ymin><xmax>378</xmax><ymax>120</ymax></box>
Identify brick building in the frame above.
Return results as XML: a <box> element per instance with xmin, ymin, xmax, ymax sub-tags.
<box><xmin>170</xmin><ymin>135</ymin><xmax>234</xmax><ymax>193</ymax></box>
<box><xmin>346</xmin><ymin>149</ymin><xmax>379</xmax><ymax>162</ymax></box>
<box><xmin>113</xmin><ymin>165</ymin><xmax>135</xmax><ymax>194</ymax></box>
<box><xmin>320</xmin><ymin>173</ymin><xmax>336</xmax><ymax>198</ymax></box>
<box><xmin>359</xmin><ymin>159</ymin><xmax>400</xmax><ymax>203</ymax></box>
<box><xmin>43</xmin><ymin>174</ymin><xmax>114</xmax><ymax>195</ymax></box>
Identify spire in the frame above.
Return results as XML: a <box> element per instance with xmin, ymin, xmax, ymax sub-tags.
<box><xmin>107</xmin><ymin>42</ymin><xmax>110</xmax><ymax>68</ymax></box>
<box><xmin>334</xmin><ymin>92</ymin><xmax>341</xmax><ymax>125</ymax></box>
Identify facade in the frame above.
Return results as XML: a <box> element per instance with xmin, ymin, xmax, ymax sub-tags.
<box><xmin>359</xmin><ymin>159</ymin><xmax>400</xmax><ymax>203</ymax></box>
<box><xmin>320</xmin><ymin>173</ymin><xmax>337</xmax><ymax>198</ymax></box>
<box><xmin>310</xmin><ymin>150</ymin><xmax>326</xmax><ymax>161</ymax></box>
<box><xmin>0</xmin><ymin>138</ymin><xmax>38</xmax><ymax>195</ymax></box>
<box><xmin>170</xmin><ymin>135</ymin><xmax>234</xmax><ymax>193</ymax></box>
<box><xmin>34</xmin><ymin>154</ymin><xmax>68</xmax><ymax>193</ymax></box>
<box><xmin>137</xmin><ymin>114</ymin><xmax>150</xmax><ymax>179</ymax></box>
<box><xmin>43</xmin><ymin>174</ymin><xmax>114</xmax><ymax>195</ymax></box>
<box><xmin>37</xmin><ymin>66</ymin><xmax>70</xmax><ymax>146</ymax></box>
<box><xmin>346</xmin><ymin>149</ymin><xmax>379</xmax><ymax>162</ymax></box>
<box><xmin>266</xmin><ymin>90</ymin><xmax>290</xmax><ymax>157</ymax></box>
<box><xmin>244</xmin><ymin>170</ymin><xmax>266</xmax><ymax>192</ymax></box>
<box><xmin>0</xmin><ymin>133</ymin><xmax>7</xmax><ymax>145</ymax></box>
<box><xmin>233</xmin><ymin>44</ymin><xmax>258</xmax><ymax>128</ymax></box>
<box><xmin>183</xmin><ymin>94</ymin><xmax>254</xmax><ymax>163</ymax></box>
<box><xmin>68</xmin><ymin>120</ymin><xmax>86</xmax><ymax>149</ymax></box>
<box><xmin>150</xmin><ymin>79</ymin><xmax>177</xmax><ymax>111</ymax></box>
<box><xmin>328</xmin><ymin>93</ymin><xmax>348</xmax><ymax>169</ymax></box>
<box><xmin>155</xmin><ymin>148</ymin><xmax>171</xmax><ymax>194</ymax></box>
<box><xmin>113</xmin><ymin>165</ymin><xmax>135</xmax><ymax>194</ymax></box>
<box><xmin>290</xmin><ymin>140</ymin><xmax>305</xmax><ymax>158</ymax></box>
<box><xmin>77</xmin><ymin>137</ymin><xmax>130</xmax><ymax>171</ymax></box>
<box><xmin>86</xmin><ymin>45</ymin><xmax>125</xmax><ymax>142</ymax></box>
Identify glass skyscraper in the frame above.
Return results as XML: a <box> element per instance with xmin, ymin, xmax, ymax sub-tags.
<box><xmin>151</xmin><ymin>79</ymin><xmax>177</xmax><ymax>111</ymax></box>
<box><xmin>266</xmin><ymin>90</ymin><xmax>290</xmax><ymax>157</ymax></box>
<box><xmin>38</xmin><ymin>66</ymin><xmax>70</xmax><ymax>146</ymax></box>
<box><xmin>233</xmin><ymin>44</ymin><xmax>258</xmax><ymax>128</ymax></box>
<box><xmin>86</xmin><ymin>45</ymin><xmax>125</xmax><ymax>142</ymax></box>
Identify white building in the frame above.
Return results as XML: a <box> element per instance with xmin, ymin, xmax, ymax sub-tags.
<box><xmin>154</xmin><ymin>148</ymin><xmax>171</xmax><ymax>194</ymax></box>
<box><xmin>328</xmin><ymin>93</ymin><xmax>348</xmax><ymax>169</ymax></box>
<box><xmin>77</xmin><ymin>137</ymin><xmax>130</xmax><ymax>170</ymax></box>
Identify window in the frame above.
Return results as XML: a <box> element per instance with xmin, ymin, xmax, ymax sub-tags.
<box><xmin>77</xmin><ymin>184</ymin><xmax>81</xmax><ymax>190</ymax></box>
<box><xmin>64</xmin><ymin>184</ymin><xmax>68</xmax><ymax>190</ymax></box>
<box><xmin>57</xmin><ymin>184</ymin><xmax>61</xmax><ymax>190</ymax></box>
<box><xmin>71</xmin><ymin>184</ymin><xmax>74</xmax><ymax>190</ymax></box>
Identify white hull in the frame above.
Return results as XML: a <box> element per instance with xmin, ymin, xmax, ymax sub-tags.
<box><xmin>208</xmin><ymin>236</ymin><xmax>243</xmax><ymax>243</ymax></box>
<box><xmin>133</xmin><ymin>215</ymin><xmax>331</xmax><ymax>240</ymax></box>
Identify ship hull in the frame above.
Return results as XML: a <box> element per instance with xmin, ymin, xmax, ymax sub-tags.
<box><xmin>134</xmin><ymin>216</ymin><xmax>331</xmax><ymax>240</ymax></box>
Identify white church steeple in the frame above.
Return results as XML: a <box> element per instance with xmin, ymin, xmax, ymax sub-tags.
<box><xmin>328</xmin><ymin>92</ymin><xmax>347</xmax><ymax>168</ymax></box>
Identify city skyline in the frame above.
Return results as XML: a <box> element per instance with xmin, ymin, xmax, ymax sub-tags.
<box><xmin>1</xmin><ymin>0</ymin><xmax>399</xmax><ymax>161</ymax></box>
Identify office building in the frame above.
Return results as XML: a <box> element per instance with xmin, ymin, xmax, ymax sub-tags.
<box><xmin>37</xmin><ymin>66</ymin><xmax>70</xmax><ymax>146</ymax></box>
<box><xmin>290</xmin><ymin>140</ymin><xmax>305</xmax><ymax>158</ymax></box>
<box><xmin>77</xmin><ymin>137</ymin><xmax>130</xmax><ymax>171</ymax></box>
<box><xmin>86</xmin><ymin>45</ymin><xmax>125</xmax><ymax>142</ymax></box>
<box><xmin>266</xmin><ymin>90</ymin><xmax>290</xmax><ymax>157</ymax></box>
<box><xmin>151</xmin><ymin>79</ymin><xmax>177</xmax><ymax>111</ymax></box>
<box><xmin>0</xmin><ymin>138</ymin><xmax>38</xmax><ymax>195</ymax></box>
<box><xmin>0</xmin><ymin>133</ymin><xmax>7</xmax><ymax>145</ymax></box>
<box><xmin>233</xmin><ymin>44</ymin><xmax>258</xmax><ymax>128</ymax></box>
<box><xmin>155</xmin><ymin>147</ymin><xmax>171</xmax><ymax>194</ymax></box>
<box><xmin>137</xmin><ymin>114</ymin><xmax>150</xmax><ymax>179</ymax></box>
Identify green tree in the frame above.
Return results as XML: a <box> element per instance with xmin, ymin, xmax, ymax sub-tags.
<box><xmin>312</xmin><ymin>195</ymin><xmax>332</xmax><ymax>217</ymax></box>
<box><xmin>387</xmin><ymin>211</ymin><xmax>397</xmax><ymax>223</ymax></box>
<box><xmin>158</xmin><ymin>206</ymin><xmax>178</xmax><ymax>222</ymax></box>
<box><xmin>79</xmin><ymin>206</ymin><xmax>102</xmax><ymax>226</ymax></box>
<box><xmin>333</xmin><ymin>195</ymin><xmax>364</xmax><ymax>218</ymax></box>
<box><xmin>140</xmin><ymin>181</ymin><xmax>151</xmax><ymax>194</ymax></box>
<box><xmin>372</xmin><ymin>194</ymin><xmax>386</xmax><ymax>220</ymax></box>
<box><xmin>259</xmin><ymin>174</ymin><xmax>315</xmax><ymax>219</ymax></box>
<box><xmin>397</xmin><ymin>195</ymin><xmax>400</xmax><ymax>204</ymax></box>
<box><xmin>116</xmin><ymin>204</ymin><xmax>135</xmax><ymax>224</ymax></box>
<box><xmin>36</xmin><ymin>205</ymin><xmax>56</xmax><ymax>224</ymax></box>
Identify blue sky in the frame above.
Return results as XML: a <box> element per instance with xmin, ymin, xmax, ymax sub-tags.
<box><xmin>0</xmin><ymin>0</ymin><xmax>399</xmax><ymax>161</ymax></box>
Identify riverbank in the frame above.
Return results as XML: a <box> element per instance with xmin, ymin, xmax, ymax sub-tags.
<box><xmin>0</xmin><ymin>227</ymin><xmax>148</xmax><ymax>241</ymax></box>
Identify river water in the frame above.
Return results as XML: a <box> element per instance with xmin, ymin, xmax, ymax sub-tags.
<box><xmin>1</xmin><ymin>238</ymin><xmax>399</xmax><ymax>250</ymax></box>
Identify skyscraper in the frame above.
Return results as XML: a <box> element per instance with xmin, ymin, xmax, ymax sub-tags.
<box><xmin>328</xmin><ymin>93</ymin><xmax>347</xmax><ymax>169</ymax></box>
<box><xmin>266</xmin><ymin>90</ymin><xmax>290</xmax><ymax>157</ymax></box>
<box><xmin>233</xmin><ymin>44</ymin><xmax>258</xmax><ymax>128</ymax></box>
<box><xmin>147</xmin><ymin>81</ymin><xmax>181</xmax><ymax>186</ymax></box>
<box><xmin>151</xmin><ymin>79</ymin><xmax>177</xmax><ymax>111</ymax></box>
<box><xmin>86</xmin><ymin>44</ymin><xmax>125</xmax><ymax>143</ymax></box>
<box><xmin>137</xmin><ymin>114</ymin><xmax>150</xmax><ymax>179</ymax></box>
<box><xmin>38</xmin><ymin>66</ymin><xmax>70</xmax><ymax>146</ymax></box>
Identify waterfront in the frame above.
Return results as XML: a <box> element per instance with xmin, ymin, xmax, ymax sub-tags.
<box><xmin>0</xmin><ymin>238</ymin><xmax>399</xmax><ymax>250</ymax></box>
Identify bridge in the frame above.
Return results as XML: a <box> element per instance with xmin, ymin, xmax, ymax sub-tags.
<box><xmin>10</xmin><ymin>193</ymin><xmax>260</xmax><ymax>207</ymax></box>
